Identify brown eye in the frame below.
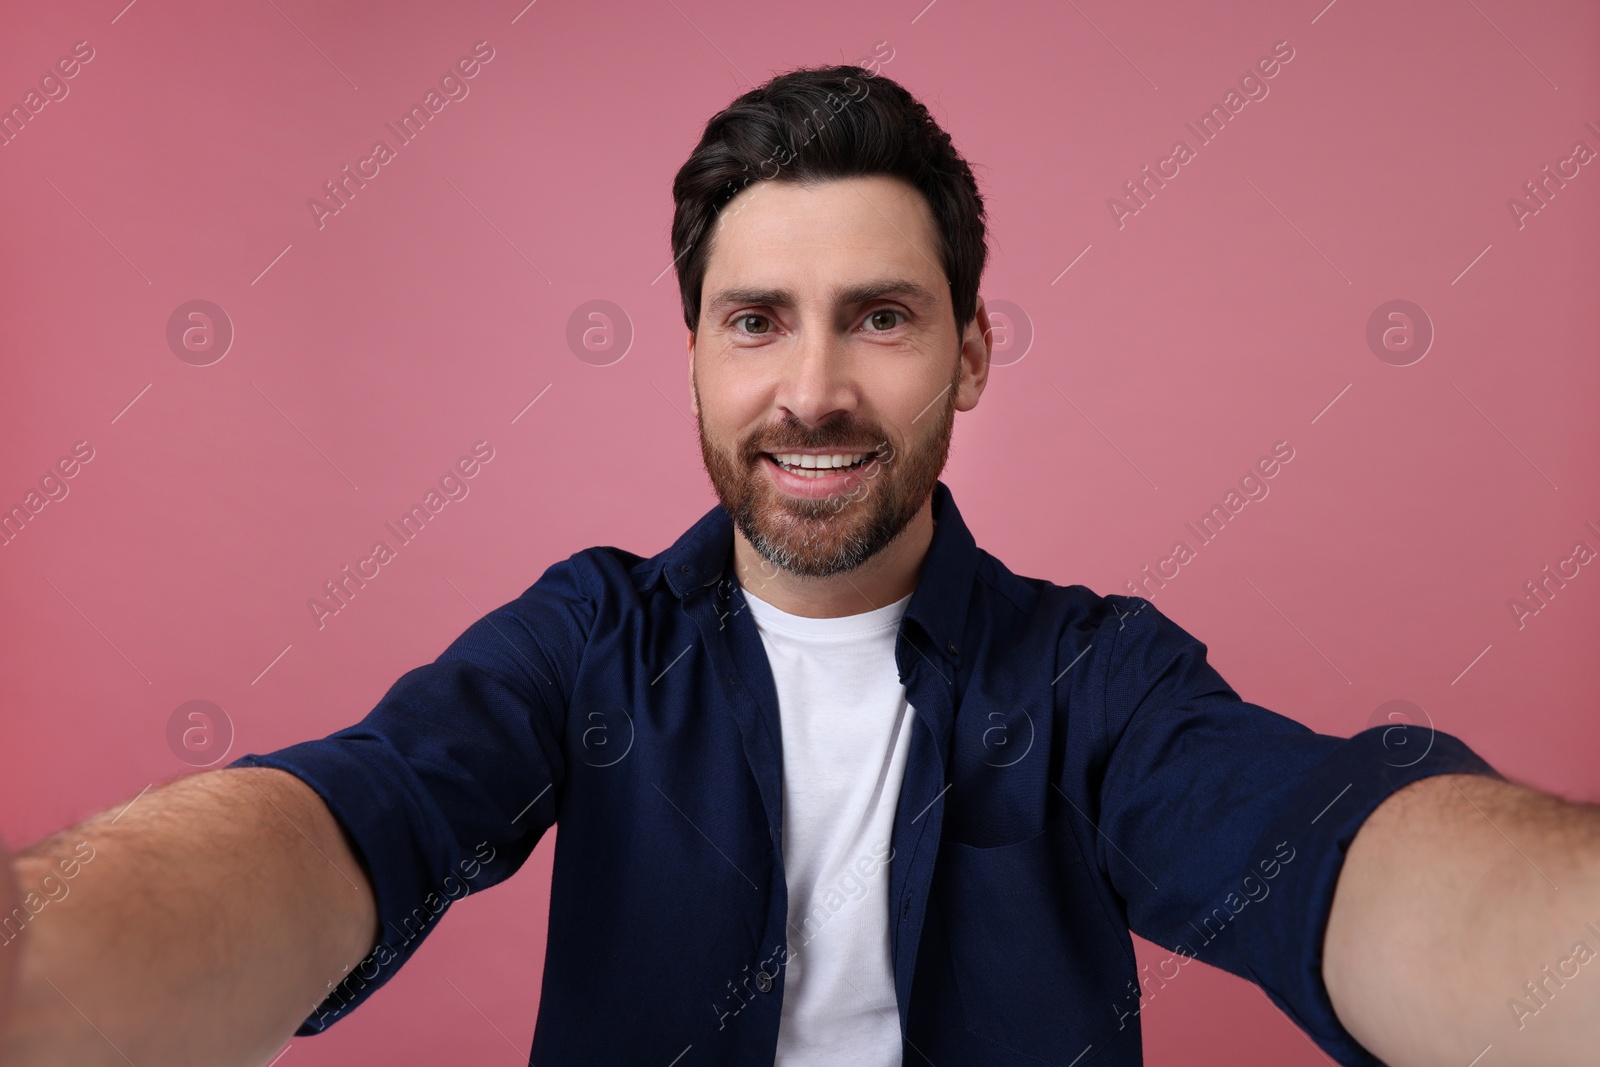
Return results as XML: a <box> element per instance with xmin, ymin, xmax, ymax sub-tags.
<box><xmin>737</xmin><ymin>314</ymin><xmax>770</xmax><ymax>334</ymax></box>
<box><xmin>866</xmin><ymin>309</ymin><xmax>904</xmax><ymax>332</ymax></box>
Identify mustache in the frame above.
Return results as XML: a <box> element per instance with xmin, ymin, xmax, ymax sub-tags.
<box><xmin>745</xmin><ymin>435</ymin><xmax>892</xmax><ymax>458</ymax></box>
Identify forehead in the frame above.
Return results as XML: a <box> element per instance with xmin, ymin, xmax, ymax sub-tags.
<box><xmin>702</xmin><ymin>174</ymin><xmax>944</xmax><ymax>294</ymax></box>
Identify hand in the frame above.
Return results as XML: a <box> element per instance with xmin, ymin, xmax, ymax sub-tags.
<box><xmin>0</xmin><ymin>835</ymin><xmax>16</xmax><ymax>1037</ymax></box>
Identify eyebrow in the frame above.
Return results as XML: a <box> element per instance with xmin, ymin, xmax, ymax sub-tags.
<box><xmin>704</xmin><ymin>277</ymin><xmax>942</xmax><ymax>319</ymax></box>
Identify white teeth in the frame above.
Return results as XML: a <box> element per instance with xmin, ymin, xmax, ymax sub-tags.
<box><xmin>772</xmin><ymin>452</ymin><xmax>868</xmax><ymax>470</ymax></box>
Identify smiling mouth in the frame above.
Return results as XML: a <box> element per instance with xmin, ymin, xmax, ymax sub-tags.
<box><xmin>762</xmin><ymin>451</ymin><xmax>875</xmax><ymax>478</ymax></box>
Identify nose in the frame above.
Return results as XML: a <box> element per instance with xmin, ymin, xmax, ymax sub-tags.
<box><xmin>774</xmin><ymin>325</ymin><xmax>856</xmax><ymax>429</ymax></box>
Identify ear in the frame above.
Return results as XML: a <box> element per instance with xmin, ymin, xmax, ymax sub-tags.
<box><xmin>687</xmin><ymin>329</ymin><xmax>699</xmax><ymax>420</ymax></box>
<box><xmin>955</xmin><ymin>296</ymin><xmax>992</xmax><ymax>413</ymax></box>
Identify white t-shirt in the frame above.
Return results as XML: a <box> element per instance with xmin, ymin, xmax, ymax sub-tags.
<box><xmin>738</xmin><ymin>582</ymin><xmax>917</xmax><ymax>1067</ymax></box>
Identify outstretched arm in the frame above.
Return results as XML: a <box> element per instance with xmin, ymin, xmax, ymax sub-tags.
<box><xmin>0</xmin><ymin>768</ymin><xmax>379</xmax><ymax>1066</ymax></box>
<box><xmin>1324</xmin><ymin>772</ymin><xmax>1600</xmax><ymax>1066</ymax></box>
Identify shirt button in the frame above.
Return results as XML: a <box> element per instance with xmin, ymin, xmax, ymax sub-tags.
<box><xmin>679</xmin><ymin>565</ymin><xmax>691</xmax><ymax>574</ymax></box>
<box><xmin>755</xmin><ymin>970</ymin><xmax>774</xmax><ymax>993</ymax></box>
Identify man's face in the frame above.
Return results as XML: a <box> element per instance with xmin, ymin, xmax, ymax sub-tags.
<box><xmin>689</xmin><ymin>174</ymin><xmax>987</xmax><ymax>580</ymax></box>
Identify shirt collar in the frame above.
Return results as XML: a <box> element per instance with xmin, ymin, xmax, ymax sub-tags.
<box><xmin>660</xmin><ymin>479</ymin><xmax>979</xmax><ymax>665</ymax></box>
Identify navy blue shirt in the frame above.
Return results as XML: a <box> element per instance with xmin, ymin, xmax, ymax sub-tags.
<box><xmin>231</xmin><ymin>480</ymin><xmax>1499</xmax><ymax>1065</ymax></box>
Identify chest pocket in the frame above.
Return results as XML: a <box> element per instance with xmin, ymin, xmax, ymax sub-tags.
<box><xmin>936</xmin><ymin>813</ymin><xmax>1136</xmax><ymax>1065</ymax></box>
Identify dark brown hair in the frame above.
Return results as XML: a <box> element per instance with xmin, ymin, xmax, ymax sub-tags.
<box><xmin>670</xmin><ymin>63</ymin><xmax>988</xmax><ymax>338</ymax></box>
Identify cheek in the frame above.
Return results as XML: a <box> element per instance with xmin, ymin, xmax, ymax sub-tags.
<box><xmin>701</xmin><ymin>386</ymin><xmax>777</xmax><ymax>444</ymax></box>
<box><xmin>896</xmin><ymin>387</ymin><xmax>953</xmax><ymax>445</ymax></box>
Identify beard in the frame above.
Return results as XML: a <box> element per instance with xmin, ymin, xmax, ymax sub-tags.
<box><xmin>694</xmin><ymin>361</ymin><xmax>961</xmax><ymax>580</ymax></box>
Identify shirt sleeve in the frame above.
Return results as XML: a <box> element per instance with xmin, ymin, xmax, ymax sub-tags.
<box><xmin>1088</xmin><ymin>594</ymin><xmax>1501</xmax><ymax>1066</ymax></box>
<box><xmin>226</xmin><ymin>551</ymin><xmax>598</xmax><ymax>1034</ymax></box>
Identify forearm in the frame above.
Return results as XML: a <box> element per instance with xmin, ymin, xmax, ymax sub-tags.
<box><xmin>1324</xmin><ymin>772</ymin><xmax>1600</xmax><ymax>1067</ymax></box>
<box><xmin>0</xmin><ymin>767</ymin><xmax>379</xmax><ymax>1066</ymax></box>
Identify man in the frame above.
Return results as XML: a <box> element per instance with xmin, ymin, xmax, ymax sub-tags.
<box><xmin>2</xmin><ymin>64</ymin><xmax>1597</xmax><ymax>1067</ymax></box>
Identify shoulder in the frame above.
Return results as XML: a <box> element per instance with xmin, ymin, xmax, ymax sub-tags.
<box><xmin>494</xmin><ymin>541</ymin><xmax>660</xmax><ymax>615</ymax></box>
<box><xmin>973</xmin><ymin>551</ymin><xmax>1195</xmax><ymax>667</ymax></box>
<box><xmin>426</xmin><ymin>542</ymin><xmax>669</xmax><ymax>697</ymax></box>
<box><xmin>441</xmin><ymin>546</ymin><xmax>624</xmax><ymax>666</ymax></box>
<box><xmin>972</xmin><ymin>555</ymin><xmax>1227</xmax><ymax>736</ymax></box>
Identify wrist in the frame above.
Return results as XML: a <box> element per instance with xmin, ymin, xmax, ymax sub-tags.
<box><xmin>0</xmin><ymin>855</ymin><xmax>105</xmax><ymax>1065</ymax></box>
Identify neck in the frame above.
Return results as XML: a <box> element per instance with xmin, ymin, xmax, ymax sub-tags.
<box><xmin>731</xmin><ymin>498</ymin><xmax>934</xmax><ymax>618</ymax></box>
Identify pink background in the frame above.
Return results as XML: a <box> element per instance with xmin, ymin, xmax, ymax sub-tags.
<box><xmin>3</xmin><ymin>0</ymin><xmax>1597</xmax><ymax>1062</ymax></box>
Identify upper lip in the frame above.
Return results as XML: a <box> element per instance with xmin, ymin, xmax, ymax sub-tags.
<box><xmin>763</xmin><ymin>447</ymin><xmax>875</xmax><ymax>455</ymax></box>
